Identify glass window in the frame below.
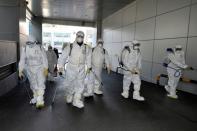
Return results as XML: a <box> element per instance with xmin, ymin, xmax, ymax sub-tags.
<box><xmin>54</xmin><ymin>33</ymin><xmax>70</xmax><ymax>38</ymax></box>
<box><xmin>43</xmin><ymin>32</ymin><xmax>51</xmax><ymax>37</ymax></box>
<box><xmin>54</xmin><ymin>41</ymin><xmax>63</xmax><ymax>46</ymax></box>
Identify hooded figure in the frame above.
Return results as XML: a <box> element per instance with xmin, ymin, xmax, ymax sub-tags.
<box><xmin>83</xmin><ymin>38</ymin><xmax>111</xmax><ymax>97</ymax></box>
<box><xmin>58</xmin><ymin>31</ymin><xmax>92</xmax><ymax>108</ymax></box>
<box><xmin>19</xmin><ymin>41</ymin><xmax>48</xmax><ymax>108</ymax></box>
<box><xmin>121</xmin><ymin>40</ymin><xmax>145</xmax><ymax>101</ymax></box>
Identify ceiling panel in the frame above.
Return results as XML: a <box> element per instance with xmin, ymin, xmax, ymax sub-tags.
<box><xmin>27</xmin><ymin>0</ymin><xmax>135</xmax><ymax>22</ymax></box>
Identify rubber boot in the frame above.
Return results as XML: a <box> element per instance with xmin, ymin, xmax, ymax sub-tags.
<box><xmin>133</xmin><ymin>91</ymin><xmax>145</xmax><ymax>101</ymax></box>
<box><xmin>72</xmin><ymin>94</ymin><xmax>84</xmax><ymax>108</ymax></box>
<box><xmin>121</xmin><ymin>90</ymin><xmax>129</xmax><ymax>98</ymax></box>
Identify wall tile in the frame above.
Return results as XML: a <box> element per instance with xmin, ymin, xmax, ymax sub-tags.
<box><xmin>155</xmin><ymin>7</ymin><xmax>190</xmax><ymax>39</ymax></box>
<box><xmin>135</xmin><ymin>18</ymin><xmax>155</xmax><ymax>40</ymax></box>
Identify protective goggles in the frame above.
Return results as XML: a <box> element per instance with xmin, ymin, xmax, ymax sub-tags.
<box><xmin>77</xmin><ymin>35</ymin><xmax>84</xmax><ymax>38</ymax></box>
<box><xmin>134</xmin><ymin>43</ymin><xmax>140</xmax><ymax>47</ymax></box>
<box><xmin>175</xmin><ymin>48</ymin><xmax>182</xmax><ymax>51</ymax></box>
<box><xmin>166</xmin><ymin>48</ymin><xmax>174</xmax><ymax>52</ymax></box>
<box><xmin>98</xmin><ymin>42</ymin><xmax>103</xmax><ymax>44</ymax></box>
<box><xmin>26</xmin><ymin>41</ymin><xmax>34</xmax><ymax>45</ymax></box>
<box><xmin>133</xmin><ymin>43</ymin><xmax>140</xmax><ymax>49</ymax></box>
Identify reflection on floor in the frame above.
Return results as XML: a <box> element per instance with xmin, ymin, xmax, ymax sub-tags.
<box><xmin>0</xmin><ymin>71</ymin><xmax>197</xmax><ymax>131</ymax></box>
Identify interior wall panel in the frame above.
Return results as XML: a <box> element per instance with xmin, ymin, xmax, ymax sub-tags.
<box><xmin>157</xmin><ymin>0</ymin><xmax>191</xmax><ymax>15</ymax></box>
<box><xmin>122</xmin><ymin>24</ymin><xmax>135</xmax><ymax>42</ymax></box>
<box><xmin>112</xmin><ymin>28</ymin><xmax>122</xmax><ymax>43</ymax></box>
<box><xmin>155</xmin><ymin>7</ymin><xmax>190</xmax><ymax>39</ymax></box>
<box><xmin>0</xmin><ymin>41</ymin><xmax>17</xmax><ymax>66</ymax></box>
<box><xmin>0</xmin><ymin>6</ymin><xmax>18</xmax><ymax>41</ymax></box>
<box><xmin>110</xmin><ymin>11</ymin><xmax>122</xmax><ymax>29</ymax></box>
<box><xmin>122</xmin><ymin>4</ymin><xmax>136</xmax><ymax>26</ymax></box>
<box><xmin>140</xmin><ymin>40</ymin><xmax>154</xmax><ymax>62</ymax></box>
<box><xmin>141</xmin><ymin>61</ymin><xmax>152</xmax><ymax>82</ymax></box>
<box><xmin>186</xmin><ymin>37</ymin><xmax>197</xmax><ymax>69</ymax></box>
<box><xmin>178</xmin><ymin>82</ymin><xmax>197</xmax><ymax>95</ymax></box>
<box><xmin>135</xmin><ymin>18</ymin><xmax>155</xmax><ymax>40</ymax></box>
<box><xmin>192</xmin><ymin>0</ymin><xmax>197</xmax><ymax>4</ymax></box>
<box><xmin>189</xmin><ymin>4</ymin><xmax>197</xmax><ymax>36</ymax></box>
<box><xmin>103</xmin><ymin>31</ymin><xmax>112</xmax><ymax>44</ymax></box>
<box><xmin>136</xmin><ymin>0</ymin><xmax>157</xmax><ymax>21</ymax></box>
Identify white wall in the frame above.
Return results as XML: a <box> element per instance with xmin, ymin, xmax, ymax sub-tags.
<box><xmin>102</xmin><ymin>0</ymin><xmax>197</xmax><ymax>95</ymax></box>
<box><xmin>0</xmin><ymin>1</ymin><xmax>19</xmax><ymax>96</ymax></box>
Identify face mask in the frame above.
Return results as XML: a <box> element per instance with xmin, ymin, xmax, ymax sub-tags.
<box><xmin>176</xmin><ymin>50</ymin><xmax>182</xmax><ymax>55</ymax></box>
<box><xmin>76</xmin><ymin>37</ymin><xmax>83</xmax><ymax>45</ymax></box>
<box><xmin>175</xmin><ymin>48</ymin><xmax>182</xmax><ymax>51</ymax></box>
<box><xmin>26</xmin><ymin>42</ymin><xmax>34</xmax><ymax>48</ymax></box>
<box><xmin>167</xmin><ymin>48</ymin><xmax>174</xmax><ymax>53</ymax></box>
<box><xmin>133</xmin><ymin>46</ymin><xmax>140</xmax><ymax>50</ymax></box>
<box><xmin>98</xmin><ymin>43</ymin><xmax>103</xmax><ymax>47</ymax></box>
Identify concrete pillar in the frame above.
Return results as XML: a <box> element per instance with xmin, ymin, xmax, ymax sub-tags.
<box><xmin>96</xmin><ymin>20</ymin><xmax>102</xmax><ymax>39</ymax></box>
<box><xmin>96</xmin><ymin>0</ymin><xmax>103</xmax><ymax>40</ymax></box>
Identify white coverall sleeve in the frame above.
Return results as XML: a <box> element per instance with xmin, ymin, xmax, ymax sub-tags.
<box><xmin>137</xmin><ymin>53</ymin><xmax>142</xmax><ymax>70</ymax></box>
<box><xmin>104</xmin><ymin>50</ymin><xmax>111</xmax><ymax>68</ymax></box>
<box><xmin>58</xmin><ymin>45</ymin><xmax>69</xmax><ymax>68</ymax></box>
<box><xmin>86</xmin><ymin>46</ymin><xmax>92</xmax><ymax>69</ymax></box>
<box><xmin>168</xmin><ymin>53</ymin><xmax>188</xmax><ymax>69</ymax></box>
<box><xmin>122</xmin><ymin>50</ymin><xmax>130</xmax><ymax>69</ymax></box>
<box><xmin>18</xmin><ymin>46</ymin><xmax>26</xmax><ymax>71</ymax></box>
<box><xmin>41</xmin><ymin>47</ymin><xmax>48</xmax><ymax>69</ymax></box>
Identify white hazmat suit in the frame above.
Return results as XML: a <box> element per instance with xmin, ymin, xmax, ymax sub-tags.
<box><xmin>58</xmin><ymin>31</ymin><xmax>92</xmax><ymax>108</ymax></box>
<box><xmin>121</xmin><ymin>41</ymin><xmax>145</xmax><ymax>101</ymax></box>
<box><xmin>19</xmin><ymin>41</ymin><xmax>48</xmax><ymax>108</ymax></box>
<box><xmin>164</xmin><ymin>45</ymin><xmax>188</xmax><ymax>99</ymax></box>
<box><xmin>46</xmin><ymin>46</ymin><xmax>57</xmax><ymax>81</ymax></box>
<box><xmin>84</xmin><ymin>38</ymin><xmax>111</xmax><ymax>97</ymax></box>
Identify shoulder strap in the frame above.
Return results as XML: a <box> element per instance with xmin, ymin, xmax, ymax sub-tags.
<box><xmin>69</xmin><ymin>44</ymin><xmax>73</xmax><ymax>56</ymax></box>
<box><xmin>124</xmin><ymin>46</ymin><xmax>131</xmax><ymax>53</ymax></box>
<box><xmin>24</xmin><ymin>45</ymin><xmax>27</xmax><ymax>53</ymax></box>
<box><xmin>119</xmin><ymin>46</ymin><xmax>130</xmax><ymax>66</ymax></box>
<box><xmin>92</xmin><ymin>47</ymin><xmax>95</xmax><ymax>52</ymax></box>
<box><xmin>103</xmin><ymin>48</ymin><xmax>106</xmax><ymax>54</ymax></box>
<box><xmin>84</xmin><ymin>44</ymin><xmax>87</xmax><ymax>54</ymax></box>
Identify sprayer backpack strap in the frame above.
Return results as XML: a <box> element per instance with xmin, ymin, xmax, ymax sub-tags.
<box><xmin>69</xmin><ymin>43</ymin><xmax>73</xmax><ymax>56</ymax></box>
<box><xmin>120</xmin><ymin>46</ymin><xmax>131</xmax><ymax>66</ymax></box>
<box><xmin>103</xmin><ymin>48</ymin><xmax>106</xmax><ymax>54</ymax></box>
<box><xmin>69</xmin><ymin>43</ymin><xmax>87</xmax><ymax>56</ymax></box>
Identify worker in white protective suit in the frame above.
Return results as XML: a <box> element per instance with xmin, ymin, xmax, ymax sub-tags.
<box><xmin>84</xmin><ymin>38</ymin><xmax>111</xmax><ymax>97</ymax></box>
<box><xmin>58</xmin><ymin>31</ymin><xmax>92</xmax><ymax>108</ymax></box>
<box><xmin>18</xmin><ymin>41</ymin><xmax>48</xmax><ymax>109</ymax></box>
<box><xmin>164</xmin><ymin>45</ymin><xmax>190</xmax><ymax>99</ymax></box>
<box><xmin>46</xmin><ymin>45</ymin><xmax>57</xmax><ymax>81</ymax></box>
<box><xmin>121</xmin><ymin>40</ymin><xmax>145</xmax><ymax>101</ymax></box>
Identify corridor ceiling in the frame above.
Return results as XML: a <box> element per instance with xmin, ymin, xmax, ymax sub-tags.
<box><xmin>27</xmin><ymin>0</ymin><xmax>135</xmax><ymax>22</ymax></box>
